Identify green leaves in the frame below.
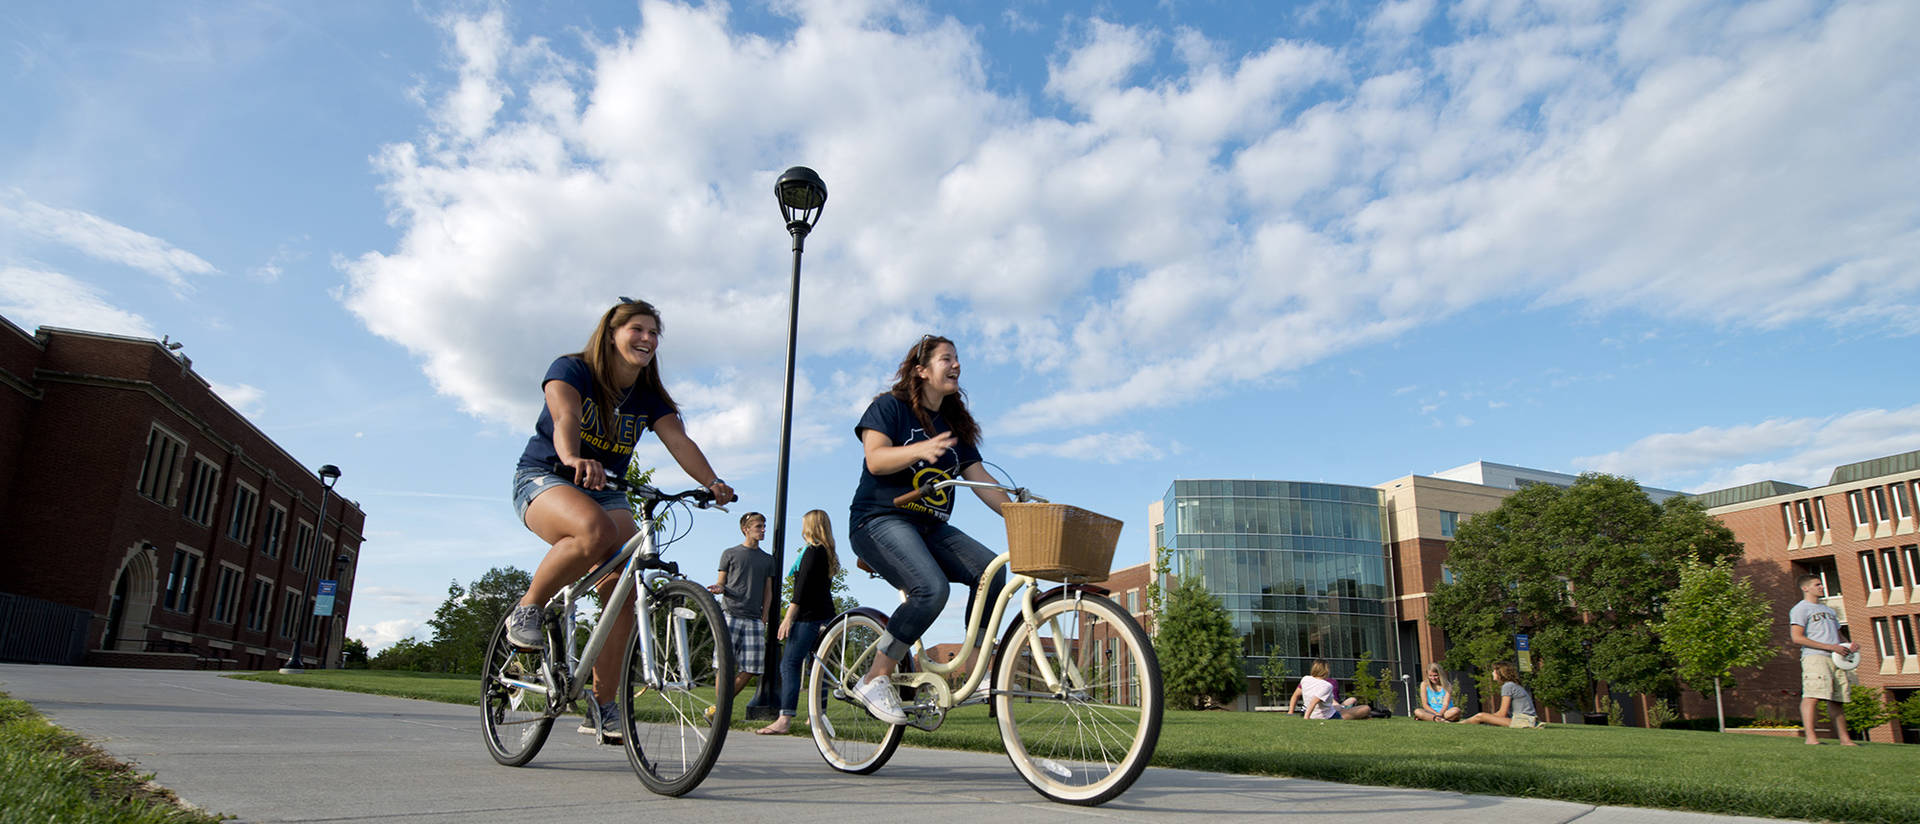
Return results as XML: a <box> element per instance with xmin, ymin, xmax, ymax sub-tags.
<box><xmin>1156</xmin><ymin>573</ymin><xmax>1244</xmax><ymax>709</ymax></box>
<box><xmin>1431</xmin><ymin>474</ymin><xmax>1745</xmax><ymax>715</ymax></box>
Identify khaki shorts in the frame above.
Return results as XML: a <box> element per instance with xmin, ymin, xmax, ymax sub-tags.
<box><xmin>1510</xmin><ymin>711</ymin><xmax>1541</xmax><ymax>729</ymax></box>
<box><xmin>1801</xmin><ymin>654</ymin><xmax>1856</xmax><ymax>702</ymax></box>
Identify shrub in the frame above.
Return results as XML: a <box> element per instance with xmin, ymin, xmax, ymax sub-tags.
<box><xmin>1897</xmin><ymin>692</ymin><xmax>1920</xmax><ymax>728</ymax></box>
<box><xmin>1596</xmin><ymin>695</ymin><xmax>1623</xmax><ymax>726</ymax></box>
<box><xmin>1844</xmin><ymin>685</ymin><xmax>1894</xmax><ymax>736</ymax></box>
<box><xmin>1646</xmin><ymin>699</ymin><xmax>1678</xmax><ymax>729</ymax></box>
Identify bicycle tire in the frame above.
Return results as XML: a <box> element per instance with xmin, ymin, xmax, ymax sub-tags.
<box><xmin>621</xmin><ymin>578</ymin><xmax>734</xmax><ymax>796</ymax></box>
<box><xmin>480</xmin><ymin>618</ymin><xmax>557</xmax><ymax>767</ymax></box>
<box><xmin>806</xmin><ymin>611</ymin><xmax>904</xmax><ymax>774</ymax></box>
<box><xmin>992</xmin><ymin>589</ymin><xmax>1161</xmax><ymax>805</ymax></box>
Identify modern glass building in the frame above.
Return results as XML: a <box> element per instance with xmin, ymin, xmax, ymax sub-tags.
<box><xmin>1149</xmin><ymin>479</ymin><xmax>1393</xmax><ymax>698</ymax></box>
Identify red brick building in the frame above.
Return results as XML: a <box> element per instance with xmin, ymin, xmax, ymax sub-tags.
<box><xmin>0</xmin><ymin>317</ymin><xmax>366</xmax><ymax>670</ymax></box>
<box><xmin>1696</xmin><ymin>452</ymin><xmax>1920</xmax><ymax>743</ymax></box>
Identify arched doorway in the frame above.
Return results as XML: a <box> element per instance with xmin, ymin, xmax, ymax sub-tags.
<box><xmin>103</xmin><ymin>544</ymin><xmax>159</xmax><ymax>650</ymax></box>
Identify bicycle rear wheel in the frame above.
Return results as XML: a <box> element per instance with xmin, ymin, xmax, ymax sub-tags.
<box><xmin>621</xmin><ymin>578</ymin><xmax>734</xmax><ymax>796</ymax></box>
<box><xmin>481</xmin><ymin>619</ymin><xmax>557</xmax><ymax>766</ymax></box>
<box><xmin>993</xmin><ymin>589</ymin><xmax>1161</xmax><ymax>805</ymax></box>
<box><xmin>806</xmin><ymin>611</ymin><xmax>903</xmax><ymax>774</ymax></box>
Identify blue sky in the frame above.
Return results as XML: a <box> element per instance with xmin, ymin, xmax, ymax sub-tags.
<box><xmin>4</xmin><ymin>0</ymin><xmax>1917</xmax><ymax>651</ymax></box>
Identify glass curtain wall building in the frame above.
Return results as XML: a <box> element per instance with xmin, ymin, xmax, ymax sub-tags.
<box><xmin>1157</xmin><ymin>480</ymin><xmax>1393</xmax><ymax>696</ymax></box>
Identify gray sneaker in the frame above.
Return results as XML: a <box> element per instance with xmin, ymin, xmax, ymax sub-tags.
<box><xmin>504</xmin><ymin>604</ymin><xmax>544</xmax><ymax>650</ymax></box>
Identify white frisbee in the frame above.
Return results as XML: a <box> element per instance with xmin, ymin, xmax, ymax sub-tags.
<box><xmin>1832</xmin><ymin>650</ymin><xmax>1861</xmax><ymax>671</ymax></box>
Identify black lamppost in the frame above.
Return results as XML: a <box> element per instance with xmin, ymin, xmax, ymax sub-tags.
<box><xmin>281</xmin><ymin>464</ymin><xmax>340</xmax><ymax>674</ymax></box>
<box><xmin>747</xmin><ymin>167</ymin><xmax>826</xmax><ymax>719</ymax></box>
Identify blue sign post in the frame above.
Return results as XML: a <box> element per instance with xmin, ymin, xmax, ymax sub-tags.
<box><xmin>315</xmin><ymin>580</ymin><xmax>337</xmax><ymax>617</ymax></box>
<box><xmin>1515</xmin><ymin>633</ymin><xmax>1532</xmax><ymax>673</ymax></box>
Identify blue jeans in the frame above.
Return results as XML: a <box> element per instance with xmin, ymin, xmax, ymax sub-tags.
<box><xmin>777</xmin><ymin>619</ymin><xmax>824</xmax><ymax>717</ymax></box>
<box><xmin>850</xmin><ymin>514</ymin><xmax>1005</xmax><ymax>662</ymax></box>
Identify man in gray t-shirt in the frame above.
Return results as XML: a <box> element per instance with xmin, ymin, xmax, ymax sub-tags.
<box><xmin>1789</xmin><ymin>574</ymin><xmax>1860</xmax><ymax>745</ymax></box>
<box><xmin>710</xmin><ymin>513</ymin><xmax>776</xmax><ymax>697</ymax></box>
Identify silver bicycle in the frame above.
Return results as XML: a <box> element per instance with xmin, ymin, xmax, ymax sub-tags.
<box><xmin>480</xmin><ymin>468</ymin><xmax>734</xmax><ymax>796</ymax></box>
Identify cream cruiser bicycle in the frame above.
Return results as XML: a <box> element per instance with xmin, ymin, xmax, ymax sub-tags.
<box><xmin>480</xmin><ymin>465</ymin><xmax>734</xmax><ymax>796</ymax></box>
<box><xmin>806</xmin><ymin>477</ymin><xmax>1162</xmax><ymax>806</ymax></box>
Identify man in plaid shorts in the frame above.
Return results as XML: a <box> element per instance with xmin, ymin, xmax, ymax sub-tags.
<box><xmin>710</xmin><ymin>512</ymin><xmax>776</xmax><ymax>700</ymax></box>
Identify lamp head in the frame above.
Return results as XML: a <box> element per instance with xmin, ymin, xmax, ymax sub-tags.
<box><xmin>318</xmin><ymin>464</ymin><xmax>342</xmax><ymax>488</ymax></box>
<box><xmin>775</xmin><ymin>166</ymin><xmax>826</xmax><ymax>234</ymax></box>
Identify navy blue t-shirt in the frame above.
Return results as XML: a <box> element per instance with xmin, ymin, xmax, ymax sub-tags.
<box><xmin>848</xmin><ymin>393</ymin><xmax>981</xmax><ymax>528</ymax></box>
<box><xmin>516</xmin><ymin>355</ymin><xmax>675</xmax><ymax>476</ymax></box>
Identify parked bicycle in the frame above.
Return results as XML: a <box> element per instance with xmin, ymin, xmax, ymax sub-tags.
<box><xmin>481</xmin><ymin>465</ymin><xmax>735</xmax><ymax>796</ymax></box>
<box><xmin>806</xmin><ymin>477</ymin><xmax>1162</xmax><ymax>806</ymax></box>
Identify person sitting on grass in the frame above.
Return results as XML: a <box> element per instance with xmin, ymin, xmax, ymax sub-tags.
<box><xmin>1413</xmin><ymin>662</ymin><xmax>1462</xmax><ymax>722</ymax></box>
<box><xmin>1462</xmin><ymin>661</ymin><xmax>1541</xmax><ymax>728</ymax></box>
<box><xmin>1284</xmin><ymin>660</ymin><xmax>1371</xmax><ymax>720</ymax></box>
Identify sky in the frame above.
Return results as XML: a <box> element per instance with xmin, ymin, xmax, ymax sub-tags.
<box><xmin>3</xmin><ymin>0</ymin><xmax>1917</xmax><ymax>652</ymax></box>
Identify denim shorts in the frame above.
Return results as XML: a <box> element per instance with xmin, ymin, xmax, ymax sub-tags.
<box><xmin>511</xmin><ymin>465</ymin><xmax>632</xmax><ymax>523</ymax></box>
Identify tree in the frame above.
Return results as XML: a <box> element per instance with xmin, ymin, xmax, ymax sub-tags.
<box><xmin>1258</xmin><ymin>647</ymin><xmax>1292</xmax><ymax>707</ymax></box>
<box><xmin>369</xmin><ymin>636</ymin><xmax>439</xmax><ymax>671</ymax></box>
<box><xmin>781</xmin><ymin>553</ymin><xmax>859</xmax><ymax>615</ymax></box>
<box><xmin>1156</xmin><ymin>573</ymin><xmax>1243</xmax><ymax>709</ymax></box>
<box><xmin>1655</xmin><ymin>558</ymin><xmax>1775</xmax><ymax>731</ymax></box>
<box><xmin>340</xmin><ymin>637</ymin><xmax>370</xmax><ymax>669</ymax></box>
<box><xmin>1142</xmin><ymin>551</ymin><xmax>1172</xmax><ymax>636</ymax></box>
<box><xmin>1844</xmin><ymin>686</ymin><xmax>1894</xmax><ymax>737</ymax></box>
<box><xmin>426</xmin><ymin>566</ymin><xmax>533</xmax><ymax>674</ymax></box>
<box><xmin>1348</xmin><ymin>650</ymin><xmax>1381</xmax><ymax>708</ymax></box>
<box><xmin>1429</xmin><ymin>475</ymin><xmax>1741</xmax><ymax>714</ymax></box>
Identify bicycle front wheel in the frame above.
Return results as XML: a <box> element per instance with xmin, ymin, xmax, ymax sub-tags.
<box><xmin>807</xmin><ymin>611</ymin><xmax>903</xmax><ymax>774</ymax></box>
<box><xmin>621</xmin><ymin>578</ymin><xmax>734</xmax><ymax>796</ymax></box>
<box><xmin>480</xmin><ymin>618</ymin><xmax>557</xmax><ymax>767</ymax></box>
<box><xmin>993</xmin><ymin>589</ymin><xmax>1162</xmax><ymax>806</ymax></box>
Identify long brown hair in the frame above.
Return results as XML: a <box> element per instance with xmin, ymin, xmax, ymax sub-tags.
<box><xmin>883</xmin><ymin>334</ymin><xmax>980</xmax><ymax>446</ymax></box>
<box><xmin>576</xmin><ymin>298</ymin><xmax>677</xmax><ymax>430</ymax></box>
<box><xmin>800</xmin><ymin>509</ymin><xmax>839</xmax><ymax>576</ymax></box>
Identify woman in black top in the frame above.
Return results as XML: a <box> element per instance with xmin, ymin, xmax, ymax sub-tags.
<box><xmin>758</xmin><ymin>509</ymin><xmax>840</xmax><ymax>735</ymax></box>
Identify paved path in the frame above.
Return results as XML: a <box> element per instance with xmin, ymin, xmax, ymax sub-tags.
<box><xmin>1</xmin><ymin>664</ymin><xmax>1796</xmax><ymax>823</ymax></box>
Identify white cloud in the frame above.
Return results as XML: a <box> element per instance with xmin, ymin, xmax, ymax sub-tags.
<box><xmin>340</xmin><ymin>0</ymin><xmax>1920</xmax><ymax>462</ymax></box>
<box><xmin>209</xmin><ymin>381</ymin><xmax>266</xmax><ymax>416</ymax></box>
<box><xmin>1006</xmin><ymin>430</ymin><xmax>1166</xmax><ymax>464</ymax></box>
<box><xmin>0</xmin><ymin>191</ymin><xmax>217</xmax><ymax>289</ymax></box>
<box><xmin>1576</xmin><ymin>403</ymin><xmax>1920</xmax><ymax>492</ymax></box>
<box><xmin>352</xmin><ymin>618</ymin><xmax>428</xmax><ymax>653</ymax></box>
<box><xmin>0</xmin><ymin>267</ymin><xmax>155</xmax><ymax>337</ymax></box>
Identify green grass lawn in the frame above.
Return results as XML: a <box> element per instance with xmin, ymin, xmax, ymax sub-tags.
<box><xmin>231</xmin><ymin>671</ymin><xmax>1918</xmax><ymax>823</ymax></box>
<box><xmin>0</xmin><ymin>692</ymin><xmax>224</xmax><ymax>824</ymax></box>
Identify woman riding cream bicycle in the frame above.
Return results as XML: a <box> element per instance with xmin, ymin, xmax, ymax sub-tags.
<box><xmin>503</xmin><ymin>297</ymin><xmax>735</xmax><ymax>743</ymax></box>
<box><xmin>845</xmin><ymin>334</ymin><xmax>1008</xmax><ymax>724</ymax></box>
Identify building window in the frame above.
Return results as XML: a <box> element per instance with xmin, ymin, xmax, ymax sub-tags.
<box><xmin>1440</xmin><ymin>565</ymin><xmax>1456</xmax><ymax>586</ymax></box>
<box><xmin>1848</xmin><ymin>491</ymin><xmax>1870</xmax><ymax>527</ymax></box>
<box><xmin>1780</xmin><ymin>504</ymin><xmax>1796</xmax><ymax>540</ymax></box>
<box><xmin>1883</xmin><ymin>548</ymin><xmax>1907</xmax><ymax>589</ymax></box>
<box><xmin>1869</xmin><ymin>487</ymin><xmax>1890</xmax><ymax>523</ymax></box>
<box><xmin>210</xmin><ymin>564</ymin><xmax>244</xmax><ymax>625</ymax></box>
<box><xmin>246</xmin><ymin>576</ymin><xmax>275</xmax><ymax>633</ymax></box>
<box><xmin>182</xmin><ymin>456</ymin><xmax>222</xmax><ymax>525</ymax></box>
<box><xmin>1892</xmin><ymin>484</ymin><xmax>1912</xmax><ymax>520</ymax></box>
<box><xmin>1815</xmin><ymin>498</ymin><xmax>1831</xmax><ymax>532</ymax></box>
<box><xmin>261</xmin><ymin>504</ymin><xmax>287</xmax><ymax>559</ymax></box>
<box><xmin>1873</xmin><ymin>618</ymin><xmax>1894</xmax><ymax>659</ymax></box>
<box><xmin>227</xmin><ymin>482</ymin><xmax>259</xmax><ymax>543</ymax></box>
<box><xmin>1439</xmin><ymin>510</ymin><xmax>1459</xmax><ymax>538</ymax></box>
<box><xmin>291</xmin><ymin>520</ymin><xmax>314</xmax><ymax>574</ymax></box>
<box><xmin>1904</xmin><ymin>546</ymin><xmax>1920</xmax><ymax>590</ymax></box>
<box><xmin>279</xmin><ymin>588</ymin><xmax>303</xmax><ymax>638</ymax></box>
<box><xmin>318</xmin><ymin>535</ymin><xmax>336</xmax><ymax>571</ymax></box>
<box><xmin>1813</xmin><ymin>559</ymin><xmax>1844</xmax><ymax>596</ymax></box>
<box><xmin>162</xmin><ymin>547</ymin><xmax>203</xmax><ymax>613</ymax></box>
<box><xmin>137</xmin><ymin>425</ymin><xmax>186</xmax><ymax>503</ymax></box>
<box><xmin>1859</xmin><ymin>551</ymin><xmax>1883</xmax><ymax>592</ymax></box>
<box><xmin>1897</xmin><ymin>616</ymin><xmax>1918</xmax><ymax>658</ymax></box>
<box><xmin>1795</xmin><ymin>500</ymin><xmax>1816</xmax><ymax>535</ymax></box>
<box><xmin>305</xmin><ymin>597</ymin><xmax>321</xmax><ymax>645</ymax></box>
<box><xmin>1126</xmin><ymin>589</ymin><xmax>1139</xmax><ymax>613</ymax></box>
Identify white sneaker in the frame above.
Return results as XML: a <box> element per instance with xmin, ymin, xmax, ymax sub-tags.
<box><xmin>851</xmin><ymin>676</ymin><xmax>906</xmax><ymax>725</ymax></box>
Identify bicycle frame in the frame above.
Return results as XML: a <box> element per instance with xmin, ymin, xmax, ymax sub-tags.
<box><xmin>841</xmin><ymin>479</ymin><xmax>1082</xmax><ymax>712</ymax></box>
<box><xmin>493</xmin><ymin>487</ymin><xmax>706</xmax><ymax>713</ymax></box>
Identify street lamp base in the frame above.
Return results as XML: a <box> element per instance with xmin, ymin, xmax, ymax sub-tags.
<box><xmin>278</xmin><ymin>664</ymin><xmax>306</xmax><ymax>674</ymax></box>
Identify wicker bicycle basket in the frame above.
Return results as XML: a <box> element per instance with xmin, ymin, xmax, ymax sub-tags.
<box><xmin>1003</xmin><ymin>503</ymin><xmax>1122</xmax><ymax>583</ymax></box>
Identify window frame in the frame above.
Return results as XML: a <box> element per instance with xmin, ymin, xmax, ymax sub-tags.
<box><xmin>291</xmin><ymin>520</ymin><xmax>314</xmax><ymax>574</ymax></box>
<box><xmin>162</xmin><ymin>545</ymin><xmax>204</xmax><ymax>614</ymax></box>
<box><xmin>1848</xmin><ymin>491</ymin><xmax>1870</xmax><ymax>527</ymax></box>
<box><xmin>226</xmin><ymin>481</ymin><xmax>260</xmax><ymax>544</ymax></box>
<box><xmin>181</xmin><ymin>455</ymin><xmax>222</xmax><ymax>525</ymax></box>
<box><xmin>1859</xmin><ymin>550</ymin><xmax>1883</xmax><ymax>592</ymax></box>
<box><xmin>1896</xmin><ymin>616</ymin><xmax>1918</xmax><ymax>658</ymax></box>
<box><xmin>209</xmin><ymin>562</ymin><xmax>245</xmax><ymax>625</ymax></box>
<box><xmin>1882</xmin><ymin>547</ymin><xmax>1907</xmax><ymax>589</ymax></box>
<box><xmin>246</xmin><ymin>576</ymin><xmax>275</xmax><ymax>633</ymax></box>
<box><xmin>1439</xmin><ymin>510</ymin><xmax>1459</xmax><ymax>538</ymax></box>
<box><xmin>136</xmin><ymin>424</ymin><xmax>188</xmax><ymax>504</ymax></box>
<box><xmin>261</xmin><ymin>503</ymin><xmax>288</xmax><ymax>559</ymax></box>
<box><xmin>279</xmin><ymin>587</ymin><xmax>303</xmax><ymax>638</ymax></box>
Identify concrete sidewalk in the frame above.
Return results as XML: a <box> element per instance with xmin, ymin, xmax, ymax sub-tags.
<box><xmin>0</xmin><ymin>664</ymin><xmax>1797</xmax><ymax>823</ymax></box>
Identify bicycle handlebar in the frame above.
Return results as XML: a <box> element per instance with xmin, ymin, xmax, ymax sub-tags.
<box><xmin>549</xmin><ymin>461</ymin><xmax>730</xmax><ymax>512</ymax></box>
<box><xmin>892</xmin><ymin>477</ymin><xmax>1042</xmax><ymax>507</ymax></box>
